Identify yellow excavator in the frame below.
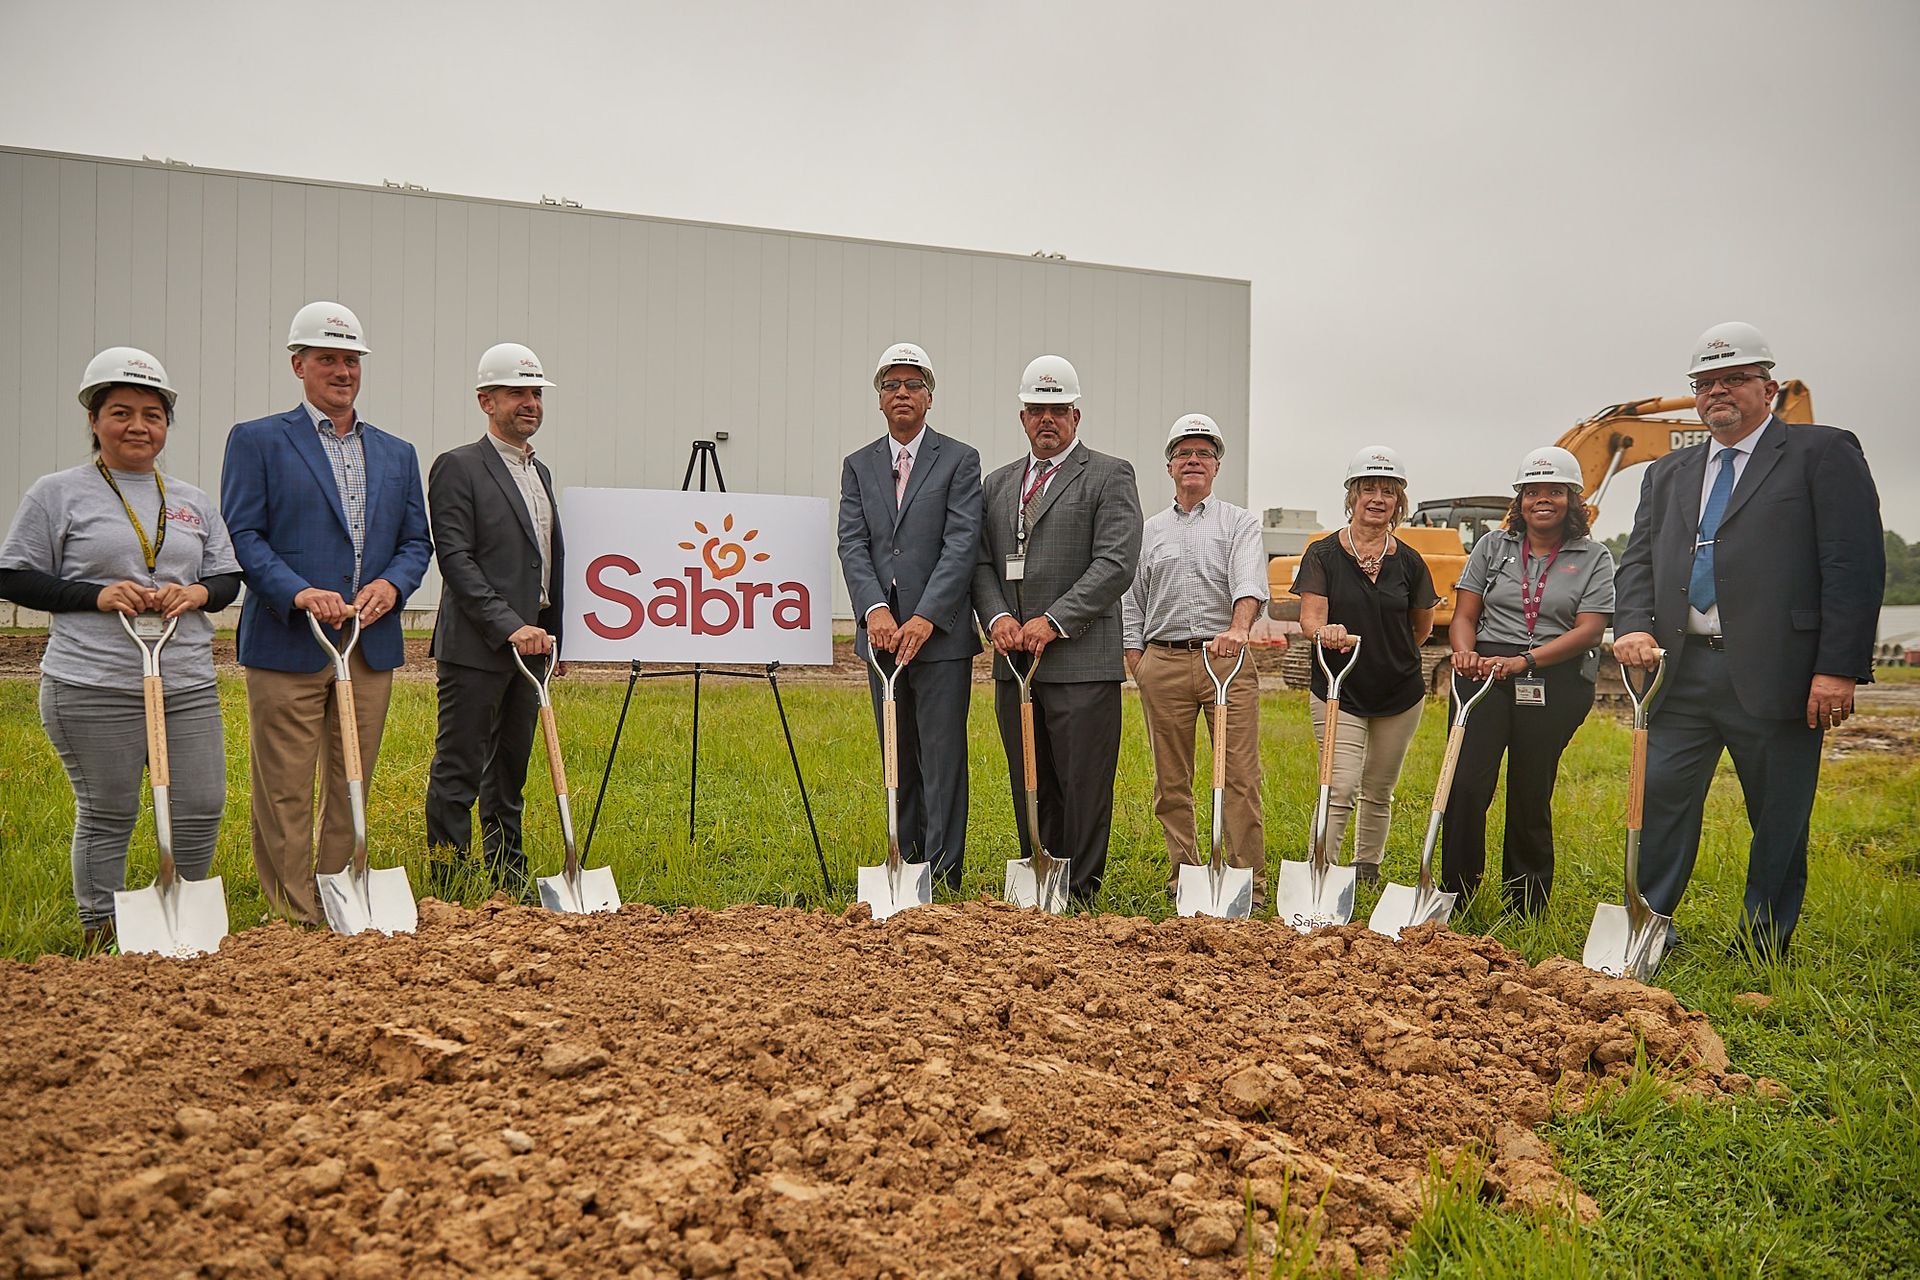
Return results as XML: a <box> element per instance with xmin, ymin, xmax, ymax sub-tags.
<box><xmin>1267</xmin><ymin>381</ymin><xmax>1814</xmax><ymax>692</ymax></box>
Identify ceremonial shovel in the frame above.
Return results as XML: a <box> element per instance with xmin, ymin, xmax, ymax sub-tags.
<box><xmin>855</xmin><ymin>647</ymin><xmax>932</xmax><ymax>920</ymax></box>
<box><xmin>1002</xmin><ymin>650</ymin><xmax>1070</xmax><ymax>914</ymax></box>
<box><xmin>309</xmin><ymin>613</ymin><xmax>417</xmax><ymax>936</ymax></box>
<box><xmin>1275</xmin><ymin>636</ymin><xmax>1363</xmax><ymax>932</ymax></box>
<box><xmin>112</xmin><ymin>612</ymin><xmax>229</xmax><ymax>957</ymax></box>
<box><xmin>1369</xmin><ymin>669</ymin><xmax>1494</xmax><ymax>938</ymax></box>
<box><xmin>1175</xmin><ymin>647</ymin><xmax>1254</xmax><ymax>919</ymax></box>
<box><xmin>515</xmin><ymin>650</ymin><xmax>620</xmax><ymax>914</ymax></box>
<box><xmin>1584</xmin><ymin>654</ymin><xmax>1671</xmax><ymax>982</ymax></box>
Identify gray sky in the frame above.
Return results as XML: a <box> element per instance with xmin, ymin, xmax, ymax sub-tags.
<box><xmin>5</xmin><ymin>0</ymin><xmax>1915</xmax><ymax>540</ymax></box>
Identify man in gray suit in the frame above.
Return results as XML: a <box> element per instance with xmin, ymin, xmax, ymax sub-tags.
<box><xmin>1615</xmin><ymin>321</ymin><xmax>1882</xmax><ymax>959</ymax></box>
<box><xmin>837</xmin><ymin>343</ymin><xmax>984</xmax><ymax>891</ymax></box>
<box><xmin>424</xmin><ymin>342</ymin><xmax>567</xmax><ymax>899</ymax></box>
<box><xmin>972</xmin><ymin>355</ymin><xmax>1143</xmax><ymax>905</ymax></box>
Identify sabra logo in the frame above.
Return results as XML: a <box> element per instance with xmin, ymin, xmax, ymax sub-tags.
<box><xmin>126</xmin><ymin>357</ymin><xmax>154</xmax><ymax>371</ymax></box>
<box><xmin>1706</xmin><ymin>338</ymin><xmax>1731</xmax><ymax>351</ymax></box>
<box><xmin>1037</xmin><ymin>374</ymin><xmax>1059</xmax><ymax>386</ymax></box>
<box><xmin>582</xmin><ymin>513</ymin><xmax>811</xmax><ymax>640</ymax></box>
<box><xmin>327</xmin><ymin>315</ymin><xmax>351</xmax><ymax>327</ymax></box>
<box><xmin>520</xmin><ymin>357</ymin><xmax>539</xmax><ymax>368</ymax></box>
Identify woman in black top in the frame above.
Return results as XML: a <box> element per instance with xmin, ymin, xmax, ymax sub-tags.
<box><xmin>1290</xmin><ymin>446</ymin><xmax>1440</xmax><ymax>884</ymax></box>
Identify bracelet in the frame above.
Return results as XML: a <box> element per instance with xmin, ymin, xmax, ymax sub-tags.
<box><xmin>1523</xmin><ymin>652</ymin><xmax>1537</xmax><ymax>674</ymax></box>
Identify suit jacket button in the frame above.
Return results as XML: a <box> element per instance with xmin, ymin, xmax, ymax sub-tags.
<box><xmin>892</xmin><ymin>548</ymin><xmax>902</xmax><ymax>557</ymax></box>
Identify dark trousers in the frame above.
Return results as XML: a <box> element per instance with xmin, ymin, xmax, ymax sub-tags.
<box><xmin>1439</xmin><ymin>647</ymin><xmax>1594</xmax><ymax>914</ymax></box>
<box><xmin>993</xmin><ymin>676</ymin><xmax>1121</xmax><ymax>903</ymax></box>
<box><xmin>1640</xmin><ymin>638</ymin><xmax>1823</xmax><ymax>955</ymax></box>
<box><xmin>864</xmin><ymin>655</ymin><xmax>972</xmax><ymax>891</ymax></box>
<box><xmin>425</xmin><ymin>659</ymin><xmax>539</xmax><ymax>892</ymax></box>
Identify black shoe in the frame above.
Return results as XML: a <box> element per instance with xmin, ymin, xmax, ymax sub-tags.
<box><xmin>1356</xmin><ymin>863</ymin><xmax>1381</xmax><ymax>887</ymax></box>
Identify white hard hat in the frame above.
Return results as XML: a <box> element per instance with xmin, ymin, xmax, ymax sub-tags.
<box><xmin>1687</xmin><ymin>321</ymin><xmax>1774</xmax><ymax>377</ymax></box>
<box><xmin>873</xmin><ymin>342</ymin><xmax>935</xmax><ymax>392</ymax></box>
<box><xmin>1164</xmin><ymin>413</ymin><xmax>1226</xmax><ymax>460</ymax></box>
<box><xmin>1018</xmin><ymin>354</ymin><xmax>1081</xmax><ymax>405</ymax></box>
<box><xmin>476</xmin><ymin>342</ymin><xmax>556</xmax><ymax>390</ymax></box>
<box><xmin>1511</xmin><ymin>445</ymin><xmax>1584</xmax><ymax>492</ymax></box>
<box><xmin>1344</xmin><ymin>444</ymin><xmax>1408</xmax><ymax>485</ymax></box>
<box><xmin>287</xmin><ymin>301</ymin><xmax>371</xmax><ymax>354</ymax></box>
<box><xmin>77</xmin><ymin>346</ymin><xmax>177</xmax><ymax>410</ymax></box>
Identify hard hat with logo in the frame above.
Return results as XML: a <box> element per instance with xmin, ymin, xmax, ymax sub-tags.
<box><xmin>476</xmin><ymin>342</ymin><xmax>557</xmax><ymax>390</ymax></box>
<box><xmin>873</xmin><ymin>342</ymin><xmax>935</xmax><ymax>392</ymax></box>
<box><xmin>1344</xmin><ymin>444</ymin><xmax>1408</xmax><ymax>485</ymax></box>
<box><xmin>1687</xmin><ymin>321</ymin><xmax>1774</xmax><ymax>377</ymax></box>
<box><xmin>1018</xmin><ymin>354</ymin><xmax>1081</xmax><ymax>405</ymax></box>
<box><xmin>1511</xmin><ymin>445</ymin><xmax>1584</xmax><ymax>492</ymax></box>
<box><xmin>1164</xmin><ymin>413</ymin><xmax>1226</xmax><ymax>460</ymax></box>
<box><xmin>287</xmin><ymin>301</ymin><xmax>371</xmax><ymax>354</ymax></box>
<box><xmin>77</xmin><ymin>346</ymin><xmax>177</xmax><ymax>410</ymax></box>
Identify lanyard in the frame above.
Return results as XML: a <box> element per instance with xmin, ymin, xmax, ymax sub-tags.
<box><xmin>1017</xmin><ymin>459</ymin><xmax>1053</xmax><ymax>546</ymax></box>
<box><xmin>96</xmin><ymin>460</ymin><xmax>168</xmax><ymax>576</ymax></box>
<box><xmin>1519</xmin><ymin>540</ymin><xmax>1561</xmax><ymax>642</ymax></box>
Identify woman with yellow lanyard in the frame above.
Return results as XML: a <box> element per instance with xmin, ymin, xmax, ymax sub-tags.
<box><xmin>0</xmin><ymin>348</ymin><xmax>241</xmax><ymax>952</ymax></box>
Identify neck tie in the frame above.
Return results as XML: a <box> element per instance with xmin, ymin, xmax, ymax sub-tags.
<box><xmin>1020</xmin><ymin>460</ymin><xmax>1054</xmax><ymax>535</ymax></box>
<box><xmin>894</xmin><ymin>445</ymin><xmax>912</xmax><ymax>506</ymax></box>
<box><xmin>1688</xmin><ymin>446</ymin><xmax>1741</xmax><ymax>612</ymax></box>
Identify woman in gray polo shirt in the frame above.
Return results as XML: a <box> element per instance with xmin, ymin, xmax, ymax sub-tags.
<box><xmin>1440</xmin><ymin>446</ymin><xmax>1614</xmax><ymax>916</ymax></box>
<box><xmin>0</xmin><ymin>348</ymin><xmax>241</xmax><ymax>952</ymax></box>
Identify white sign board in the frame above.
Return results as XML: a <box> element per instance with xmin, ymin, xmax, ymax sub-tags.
<box><xmin>562</xmin><ymin>489</ymin><xmax>834</xmax><ymax>665</ymax></box>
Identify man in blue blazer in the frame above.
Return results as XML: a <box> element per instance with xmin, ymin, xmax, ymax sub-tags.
<box><xmin>837</xmin><ymin>343</ymin><xmax>983</xmax><ymax>891</ymax></box>
<box><xmin>1614</xmin><ymin>322</ymin><xmax>1883</xmax><ymax>960</ymax></box>
<box><xmin>220</xmin><ymin>301</ymin><xmax>433</xmax><ymax>925</ymax></box>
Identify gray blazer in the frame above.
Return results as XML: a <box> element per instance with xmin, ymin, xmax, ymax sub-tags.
<box><xmin>1614</xmin><ymin>416</ymin><xmax>1882</xmax><ymax>719</ymax></box>
<box><xmin>971</xmin><ymin>444</ymin><xmax>1142</xmax><ymax>682</ymax></box>
<box><xmin>427</xmin><ymin>437</ymin><xmax>565</xmax><ymax>672</ymax></box>
<box><xmin>836</xmin><ymin>426</ymin><xmax>984</xmax><ymax>664</ymax></box>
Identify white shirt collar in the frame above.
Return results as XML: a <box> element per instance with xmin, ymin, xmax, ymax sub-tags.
<box><xmin>303</xmin><ymin>401</ymin><xmax>361</xmax><ymax>435</ymax></box>
<box><xmin>888</xmin><ymin>426</ymin><xmax>926</xmax><ymax>465</ymax></box>
<box><xmin>489</xmin><ymin>430</ymin><xmax>535</xmax><ymax>465</ymax></box>
<box><xmin>1028</xmin><ymin>438</ymin><xmax>1079</xmax><ymax>475</ymax></box>
<box><xmin>1716</xmin><ymin>414</ymin><xmax>1773</xmax><ymax>460</ymax></box>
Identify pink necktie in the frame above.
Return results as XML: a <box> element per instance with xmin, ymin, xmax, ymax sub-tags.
<box><xmin>895</xmin><ymin>446</ymin><xmax>912</xmax><ymax>506</ymax></box>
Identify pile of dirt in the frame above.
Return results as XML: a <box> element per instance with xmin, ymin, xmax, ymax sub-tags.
<box><xmin>0</xmin><ymin>903</ymin><xmax>1749</xmax><ymax>1279</ymax></box>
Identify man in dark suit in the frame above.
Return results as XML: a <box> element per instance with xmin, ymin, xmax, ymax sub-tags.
<box><xmin>424</xmin><ymin>343</ymin><xmax>567</xmax><ymax>899</ymax></box>
<box><xmin>971</xmin><ymin>355</ymin><xmax>1143</xmax><ymax>905</ymax></box>
<box><xmin>221</xmin><ymin>301</ymin><xmax>433</xmax><ymax>925</ymax></box>
<box><xmin>1614</xmin><ymin>321</ymin><xmax>1883</xmax><ymax>958</ymax></box>
<box><xmin>836</xmin><ymin>342</ymin><xmax>983</xmax><ymax>891</ymax></box>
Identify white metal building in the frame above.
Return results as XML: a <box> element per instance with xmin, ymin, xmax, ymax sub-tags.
<box><xmin>0</xmin><ymin>145</ymin><xmax>1251</xmax><ymax>617</ymax></box>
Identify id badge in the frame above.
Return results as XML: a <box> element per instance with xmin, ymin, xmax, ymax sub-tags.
<box><xmin>132</xmin><ymin>611</ymin><xmax>169</xmax><ymax>640</ymax></box>
<box><xmin>1513</xmin><ymin>676</ymin><xmax>1547</xmax><ymax>707</ymax></box>
<box><xmin>1004</xmin><ymin>553</ymin><xmax>1027</xmax><ymax>582</ymax></box>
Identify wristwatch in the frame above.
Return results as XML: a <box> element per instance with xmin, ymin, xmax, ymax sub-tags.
<box><xmin>1522</xmin><ymin>652</ymin><xmax>1538</xmax><ymax>674</ymax></box>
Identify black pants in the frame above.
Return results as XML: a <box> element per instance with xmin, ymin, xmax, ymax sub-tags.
<box><xmin>865</xmin><ymin>654</ymin><xmax>971</xmax><ymax>891</ymax></box>
<box><xmin>1440</xmin><ymin>644</ymin><xmax>1595</xmax><ymax>914</ymax></box>
<box><xmin>424</xmin><ymin>659</ymin><xmax>539</xmax><ymax>892</ymax></box>
<box><xmin>993</xmin><ymin>677</ymin><xmax>1121</xmax><ymax>904</ymax></box>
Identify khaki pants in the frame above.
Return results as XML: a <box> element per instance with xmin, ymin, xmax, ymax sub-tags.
<box><xmin>1307</xmin><ymin>694</ymin><xmax>1423</xmax><ymax>866</ymax></box>
<box><xmin>1136</xmin><ymin>645</ymin><xmax>1265</xmax><ymax>902</ymax></box>
<box><xmin>245</xmin><ymin>657</ymin><xmax>394</xmax><ymax>925</ymax></box>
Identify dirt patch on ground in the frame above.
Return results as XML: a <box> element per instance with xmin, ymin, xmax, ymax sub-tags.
<box><xmin>0</xmin><ymin>902</ymin><xmax>1748</xmax><ymax>1278</ymax></box>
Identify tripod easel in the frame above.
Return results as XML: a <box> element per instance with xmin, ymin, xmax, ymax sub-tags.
<box><xmin>580</xmin><ymin>440</ymin><xmax>832</xmax><ymax>898</ymax></box>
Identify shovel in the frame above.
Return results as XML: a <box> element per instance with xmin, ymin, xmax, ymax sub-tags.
<box><xmin>1584</xmin><ymin>653</ymin><xmax>1670</xmax><ymax>981</ymax></box>
<box><xmin>856</xmin><ymin>647</ymin><xmax>932</xmax><ymax>920</ymax></box>
<box><xmin>514</xmin><ymin>649</ymin><xmax>621</xmax><ymax>914</ymax></box>
<box><xmin>112</xmin><ymin>612</ymin><xmax>229</xmax><ymax>957</ymax></box>
<box><xmin>1176</xmin><ymin>646</ymin><xmax>1254</xmax><ymax>919</ymax></box>
<box><xmin>1276</xmin><ymin>635</ymin><xmax>1363</xmax><ymax>932</ymax></box>
<box><xmin>1369</xmin><ymin>668</ymin><xmax>1495</xmax><ymax>938</ymax></box>
<box><xmin>1002</xmin><ymin>649</ymin><xmax>1069</xmax><ymax>914</ymax></box>
<box><xmin>308</xmin><ymin>612</ymin><xmax>417</xmax><ymax>937</ymax></box>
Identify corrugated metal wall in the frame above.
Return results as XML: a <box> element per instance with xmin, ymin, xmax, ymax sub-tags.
<box><xmin>0</xmin><ymin>146</ymin><xmax>1252</xmax><ymax>614</ymax></box>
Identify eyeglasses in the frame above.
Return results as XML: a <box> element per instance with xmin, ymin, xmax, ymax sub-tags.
<box><xmin>1169</xmin><ymin>448</ymin><xmax>1218</xmax><ymax>461</ymax></box>
<box><xmin>879</xmin><ymin>378</ymin><xmax>928</xmax><ymax>393</ymax></box>
<box><xmin>1689</xmin><ymin>371</ymin><xmax>1768</xmax><ymax>394</ymax></box>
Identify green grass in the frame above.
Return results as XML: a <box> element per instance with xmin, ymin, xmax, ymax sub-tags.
<box><xmin>1</xmin><ymin>675</ymin><xmax>1915</xmax><ymax>1278</ymax></box>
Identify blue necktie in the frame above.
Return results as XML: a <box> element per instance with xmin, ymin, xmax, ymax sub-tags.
<box><xmin>1688</xmin><ymin>447</ymin><xmax>1740</xmax><ymax>612</ymax></box>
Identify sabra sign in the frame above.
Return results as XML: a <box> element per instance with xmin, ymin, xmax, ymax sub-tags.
<box><xmin>561</xmin><ymin>489</ymin><xmax>834</xmax><ymax>665</ymax></box>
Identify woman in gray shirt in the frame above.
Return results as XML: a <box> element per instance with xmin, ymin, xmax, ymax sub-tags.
<box><xmin>0</xmin><ymin>348</ymin><xmax>242</xmax><ymax>951</ymax></box>
<box><xmin>1441</xmin><ymin>446</ymin><xmax>1614</xmax><ymax>916</ymax></box>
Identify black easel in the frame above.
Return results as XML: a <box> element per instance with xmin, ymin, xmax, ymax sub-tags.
<box><xmin>581</xmin><ymin>440</ymin><xmax>833</xmax><ymax>898</ymax></box>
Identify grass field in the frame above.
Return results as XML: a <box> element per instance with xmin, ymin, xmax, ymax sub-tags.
<box><xmin>1</xmin><ymin>675</ymin><xmax>1915</xmax><ymax>1278</ymax></box>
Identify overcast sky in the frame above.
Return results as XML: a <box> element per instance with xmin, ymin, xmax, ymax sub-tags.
<box><xmin>5</xmin><ymin>0</ymin><xmax>1915</xmax><ymax>540</ymax></box>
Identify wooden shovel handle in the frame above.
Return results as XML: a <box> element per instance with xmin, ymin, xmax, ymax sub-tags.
<box><xmin>1020</xmin><ymin>701</ymin><xmax>1038</xmax><ymax>792</ymax></box>
<box><xmin>1431</xmin><ymin>724</ymin><xmax>1466</xmax><ymax>816</ymax></box>
<box><xmin>336</xmin><ymin>678</ymin><xmax>363</xmax><ymax>786</ymax></box>
<box><xmin>1626</xmin><ymin>726</ymin><xmax>1648</xmax><ymax>832</ymax></box>
<box><xmin>882</xmin><ymin>700</ymin><xmax>899</xmax><ymax>789</ymax></box>
<box><xmin>143</xmin><ymin>674</ymin><xmax>170</xmax><ymax>788</ymax></box>
<box><xmin>1212</xmin><ymin>702</ymin><xmax>1228</xmax><ymax>791</ymax></box>
<box><xmin>1318</xmin><ymin>700</ymin><xmax>1340</xmax><ymax>787</ymax></box>
<box><xmin>540</xmin><ymin>704</ymin><xmax>568</xmax><ymax>798</ymax></box>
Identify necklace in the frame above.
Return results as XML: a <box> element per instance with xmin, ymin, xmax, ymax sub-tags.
<box><xmin>1342</xmin><ymin>526</ymin><xmax>1389</xmax><ymax>578</ymax></box>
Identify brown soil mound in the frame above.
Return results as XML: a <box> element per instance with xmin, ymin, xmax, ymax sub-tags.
<box><xmin>0</xmin><ymin>902</ymin><xmax>1736</xmax><ymax>1279</ymax></box>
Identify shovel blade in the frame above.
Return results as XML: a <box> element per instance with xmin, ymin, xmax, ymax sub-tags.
<box><xmin>1175</xmin><ymin>862</ymin><xmax>1254</xmax><ymax>919</ymax></box>
<box><xmin>537</xmin><ymin>864</ymin><xmax>622</xmax><ymax>915</ymax></box>
<box><xmin>1582</xmin><ymin>901</ymin><xmax>1671</xmax><ymax>982</ymax></box>
<box><xmin>1004</xmin><ymin>857</ymin><xmax>1070</xmax><ymax>914</ymax></box>
<box><xmin>1273</xmin><ymin>859</ymin><xmax>1356</xmax><ymax>933</ymax></box>
<box><xmin>857</xmin><ymin>859</ymin><xmax>932</xmax><ymax>921</ymax></box>
<box><xmin>319</xmin><ymin>865</ymin><xmax>418</xmax><ymax>937</ymax></box>
<box><xmin>113</xmin><ymin>875</ymin><xmax>229</xmax><ymax>958</ymax></box>
<box><xmin>1367</xmin><ymin>880</ymin><xmax>1457</xmax><ymax>939</ymax></box>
